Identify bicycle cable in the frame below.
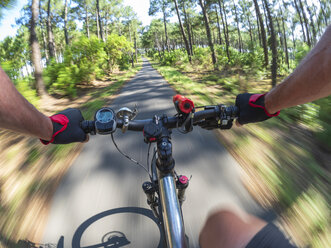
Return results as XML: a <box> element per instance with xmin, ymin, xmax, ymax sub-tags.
<box><xmin>111</xmin><ymin>133</ymin><xmax>152</xmax><ymax>178</ymax></box>
<box><xmin>147</xmin><ymin>142</ymin><xmax>151</xmax><ymax>175</ymax></box>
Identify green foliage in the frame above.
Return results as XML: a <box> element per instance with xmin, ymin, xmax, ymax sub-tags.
<box><xmin>0</xmin><ymin>31</ymin><xmax>30</xmax><ymax>79</ymax></box>
<box><xmin>294</xmin><ymin>43</ymin><xmax>310</xmax><ymax>66</ymax></box>
<box><xmin>279</xmin><ymin>103</ymin><xmax>320</xmax><ymax>126</ymax></box>
<box><xmin>14</xmin><ymin>77</ymin><xmax>39</xmax><ymax>106</ymax></box>
<box><xmin>43</xmin><ymin>35</ymin><xmax>133</xmax><ymax>97</ymax></box>
<box><xmin>192</xmin><ymin>46</ymin><xmax>212</xmax><ymax>68</ymax></box>
<box><xmin>104</xmin><ymin>33</ymin><xmax>133</xmax><ymax>72</ymax></box>
<box><xmin>315</xmin><ymin>96</ymin><xmax>331</xmax><ymax>149</ymax></box>
<box><xmin>216</xmin><ymin>46</ymin><xmax>265</xmax><ymax>71</ymax></box>
<box><xmin>69</xmin><ymin>35</ymin><xmax>106</xmax><ymax>80</ymax></box>
<box><xmin>0</xmin><ymin>60</ymin><xmax>20</xmax><ymax>79</ymax></box>
<box><xmin>160</xmin><ymin>49</ymin><xmax>188</xmax><ymax>66</ymax></box>
<box><xmin>218</xmin><ymin>77</ymin><xmax>240</xmax><ymax>94</ymax></box>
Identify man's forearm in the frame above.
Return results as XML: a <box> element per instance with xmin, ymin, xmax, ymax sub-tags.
<box><xmin>265</xmin><ymin>25</ymin><xmax>331</xmax><ymax>113</ymax></box>
<box><xmin>0</xmin><ymin>67</ymin><xmax>53</xmax><ymax>140</ymax></box>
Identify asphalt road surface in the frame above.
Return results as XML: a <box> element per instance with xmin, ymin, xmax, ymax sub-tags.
<box><xmin>42</xmin><ymin>58</ymin><xmax>272</xmax><ymax>248</ymax></box>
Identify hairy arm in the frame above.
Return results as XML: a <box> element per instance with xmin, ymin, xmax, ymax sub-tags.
<box><xmin>265</xmin><ymin>24</ymin><xmax>331</xmax><ymax>113</ymax></box>
<box><xmin>0</xmin><ymin>67</ymin><xmax>53</xmax><ymax>140</ymax></box>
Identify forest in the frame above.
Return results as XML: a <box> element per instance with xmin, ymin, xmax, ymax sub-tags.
<box><xmin>0</xmin><ymin>0</ymin><xmax>330</xmax><ymax>247</ymax></box>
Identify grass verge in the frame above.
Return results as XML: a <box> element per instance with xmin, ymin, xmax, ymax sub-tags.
<box><xmin>150</xmin><ymin>59</ymin><xmax>330</xmax><ymax>248</ymax></box>
<box><xmin>0</xmin><ymin>64</ymin><xmax>142</xmax><ymax>247</ymax></box>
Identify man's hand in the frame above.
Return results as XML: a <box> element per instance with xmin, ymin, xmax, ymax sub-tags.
<box><xmin>41</xmin><ymin>108</ymin><xmax>88</xmax><ymax>145</ymax></box>
<box><xmin>235</xmin><ymin>93</ymin><xmax>280</xmax><ymax>125</ymax></box>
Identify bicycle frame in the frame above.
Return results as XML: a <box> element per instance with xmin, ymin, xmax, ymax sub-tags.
<box><xmin>144</xmin><ymin>134</ymin><xmax>189</xmax><ymax>248</ymax></box>
<box><xmin>81</xmin><ymin>102</ymin><xmax>238</xmax><ymax>248</ymax></box>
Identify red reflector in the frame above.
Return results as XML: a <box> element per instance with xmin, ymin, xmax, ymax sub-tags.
<box><xmin>149</xmin><ymin>137</ymin><xmax>156</xmax><ymax>142</ymax></box>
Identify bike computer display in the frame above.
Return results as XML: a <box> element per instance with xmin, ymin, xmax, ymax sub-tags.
<box><xmin>94</xmin><ymin>107</ymin><xmax>116</xmax><ymax>134</ymax></box>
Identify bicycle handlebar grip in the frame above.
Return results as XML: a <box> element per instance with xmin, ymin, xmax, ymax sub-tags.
<box><xmin>173</xmin><ymin>95</ymin><xmax>194</xmax><ymax>114</ymax></box>
<box><xmin>81</xmin><ymin>120</ymin><xmax>96</xmax><ymax>134</ymax></box>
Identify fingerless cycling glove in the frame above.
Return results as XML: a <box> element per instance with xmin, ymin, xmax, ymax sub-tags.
<box><xmin>236</xmin><ymin>93</ymin><xmax>280</xmax><ymax>125</ymax></box>
<box><xmin>40</xmin><ymin>108</ymin><xmax>87</xmax><ymax>145</ymax></box>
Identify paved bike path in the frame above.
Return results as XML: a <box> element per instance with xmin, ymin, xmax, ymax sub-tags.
<box><xmin>42</xmin><ymin>58</ymin><xmax>270</xmax><ymax>247</ymax></box>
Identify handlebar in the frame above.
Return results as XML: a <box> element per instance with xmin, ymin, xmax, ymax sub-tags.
<box><xmin>81</xmin><ymin>105</ymin><xmax>238</xmax><ymax>134</ymax></box>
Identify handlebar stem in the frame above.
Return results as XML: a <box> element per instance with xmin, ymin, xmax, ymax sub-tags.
<box><xmin>156</xmin><ymin>127</ymin><xmax>175</xmax><ymax>175</ymax></box>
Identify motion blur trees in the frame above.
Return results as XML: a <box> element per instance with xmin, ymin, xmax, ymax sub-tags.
<box><xmin>0</xmin><ymin>0</ymin><xmax>140</xmax><ymax>98</ymax></box>
<box><xmin>143</xmin><ymin>0</ymin><xmax>330</xmax><ymax>86</ymax></box>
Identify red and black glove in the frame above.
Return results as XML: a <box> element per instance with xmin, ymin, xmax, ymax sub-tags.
<box><xmin>40</xmin><ymin>108</ymin><xmax>87</xmax><ymax>145</ymax></box>
<box><xmin>235</xmin><ymin>93</ymin><xmax>280</xmax><ymax>125</ymax></box>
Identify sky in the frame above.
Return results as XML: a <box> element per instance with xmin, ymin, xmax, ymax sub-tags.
<box><xmin>0</xmin><ymin>0</ymin><xmax>154</xmax><ymax>41</ymax></box>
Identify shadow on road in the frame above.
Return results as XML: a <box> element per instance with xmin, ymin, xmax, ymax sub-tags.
<box><xmin>69</xmin><ymin>207</ymin><xmax>164</xmax><ymax>248</ymax></box>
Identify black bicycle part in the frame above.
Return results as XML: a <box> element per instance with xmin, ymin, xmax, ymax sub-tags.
<box><xmin>142</xmin><ymin>181</ymin><xmax>159</xmax><ymax>219</ymax></box>
<box><xmin>80</xmin><ymin>105</ymin><xmax>238</xmax><ymax>134</ymax></box>
<box><xmin>94</xmin><ymin>107</ymin><xmax>117</xmax><ymax>134</ymax></box>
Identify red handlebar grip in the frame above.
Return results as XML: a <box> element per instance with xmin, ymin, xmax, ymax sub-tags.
<box><xmin>173</xmin><ymin>95</ymin><xmax>194</xmax><ymax>114</ymax></box>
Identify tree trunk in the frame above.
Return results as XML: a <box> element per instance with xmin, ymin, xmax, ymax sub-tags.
<box><xmin>253</xmin><ymin>0</ymin><xmax>268</xmax><ymax>66</ymax></box>
<box><xmin>256</xmin><ymin>15</ymin><xmax>262</xmax><ymax>47</ymax></box>
<box><xmin>42</xmin><ymin>29</ymin><xmax>49</xmax><ymax>63</ymax></box>
<box><xmin>187</xmin><ymin>12</ymin><xmax>194</xmax><ymax>55</ymax></box>
<box><xmin>128</xmin><ymin>25</ymin><xmax>134</xmax><ymax>67</ymax></box>
<box><xmin>281</xmin><ymin>13</ymin><xmax>289</xmax><ymax>69</ymax></box>
<box><xmin>276</xmin><ymin>17</ymin><xmax>283</xmax><ymax>52</ymax></box>
<box><xmin>30</xmin><ymin>0</ymin><xmax>47</xmax><ymax>97</ymax></box>
<box><xmin>96</xmin><ymin>0</ymin><xmax>104</xmax><ymax>41</ymax></box>
<box><xmin>214</xmin><ymin>5</ymin><xmax>222</xmax><ymax>45</ymax></box>
<box><xmin>263</xmin><ymin>0</ymin><xmax>277</xmax><ymax>87</ymax></box>
<box><xmin>304</xmin><ymin>0</ymin><xmax>317</xmax><ymax>45</ymax></box>
<box><xmin>105</xmin><ymin>10</ymin><xmax>109</xmax><ymax>39</ymax></box>
<box><xmin>261</xmin><ymin>0</ymin><xmax>270</xmax><ymax>35</ymax></box>
<box><xmin>96</xmin><ymin>9</ymin><xmax>100</xmax><ymax>38</ymax></box>
<box><xmin>63</xmin><ymin>0</ymin><xmax>69</xmax><ymax>45</ymax></box>
<box><xmin>181</xmin><ymin>0</ymin><xmax>193</xmax><ymax>56</ymax></box>
<box><xmin>232</xmin><ymin>0</ymin><xmax>242</xmax><ymax>52</ymax></box>
<box><xmin>161</xmin><ymin>4</ymin><xmax>170</xmax><ymax>52</ymax></box>
<box><xmin>173</xmin><ymin>0</ymin><xmax>191</xmax><ymax>62</ymax></box>
<box><xmin>38</xmin><ymin>2</ymin><xmax>49</xmax><ymax>63</ymax></box>
<box><xmin>218</xmin><ymin>0</ymin><xmax>230</xmax><ymax>61</ymax></box>
<box><xmin>318</xmin><ymin>0</ymin><xmax>328</xmax><ymax>25</ymax></box>
<box><xmin>134</xmin><ymin>30</ymin><xmax>138</xmax><ymax>63</ymax></box>
<box><xmin>39</xmin><ymin>1</ymin><xmax>49</xmax><ymax>64</ymax></box>
<box><xmin>291</xmin><ymin>23</ymin><xmax>296</xmax><ymax>51</ymax></box>
<box><xmin>47</xmin><ymin>0</ymin><xmax>56</xmax><ymax>58</ymax></box>
<box><xmin>199</xmin><ymin>0</ymin><xmax>217</xmax><ymax>66</ymax></box>
<box><xmin>298</xmin><ymin>0</ymin><xmax>311</xmax><ymax>46</ymax></box>
<box><xmin>85</xmin><ymin>4</ymin><xmax>90</xmax><ymax>38</ymax></box>
<box><xmin>190</xmin><ymin>23</ymin><xmax>195</xmax><ymax>48</ymax></box>
<box><xmin>242</xmin><ymin>2</ymin><xmax>254</xmax><ymax>46</ymax></box>
<box><xmin>293</xmin><ymin>0</ymin><xmax>307</xmax><ymax>43</ymax></box>
<box><xmin>246</xmin><ymin>12</ymin><xmax>253</xmax><ymax>46</ymax></box>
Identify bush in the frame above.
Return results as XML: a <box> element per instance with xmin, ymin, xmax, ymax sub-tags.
<box><xmin>294</xmin><ymin>43</ymin><xmax>310</xmax><ymax>66</ymax></box>
<box><xmin>44</xmin><ymin>35</ymin><xmax>134</xmax><ymax>97</ymax></box>
<box><xmin>104</xmin><ymin>34</ymin><xmax>133</xmax><ymax>72</ymax></box>
<box><xmin>14</xmin><ymin>77</ymin><xmax>39</xmax><ymax>106</ymax></box>
<box><xmin>159</xmin><ymin>49</ymin><xmax>188</xmax><ymax>66</ymax></box>
<box><xmin>1</xmin><ymin>60</ymin><xmax>20</xmax><ymax>79</ymax></box>
<box><xmin>43</xmin><ymin>60</ymin><xmax>78</xmax><ymax>97</ymax></box>
<box><xmin>192</xmin><ymin>46</ymin><xmax>211</xmax><ymax>67</ymax></box>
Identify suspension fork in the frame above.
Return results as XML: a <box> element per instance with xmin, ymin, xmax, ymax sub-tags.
<box><xmin>156</xmin><ymin>134</ymin><xmax>188</xmax><ymax>247</ymax></box>
<box><xmin>142</xmin><ymin>120</ymin><xmax>188</xmax><ymax>247</ymax></box>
